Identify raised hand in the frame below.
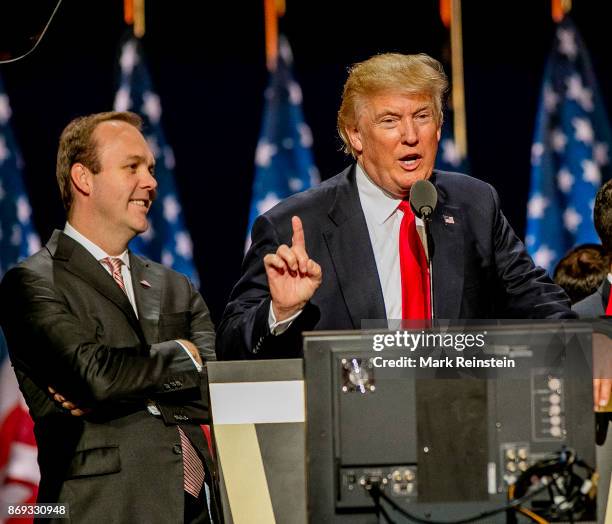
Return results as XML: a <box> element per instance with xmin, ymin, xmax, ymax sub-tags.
<box><xmin>263</xmin><ymin>216</ymin><xmax>322</xmax><ymax>322</ymax></box>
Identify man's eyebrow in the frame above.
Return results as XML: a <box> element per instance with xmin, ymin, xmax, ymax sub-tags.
<box><xmin>374</xmin><ymin>109</ymin><xmax>402</xmax><ymax>119</ymax></box>
<box><xmin>124</xmin><ymin>154</ymin><xmax>155</xmax><ymax>166</ymax></box>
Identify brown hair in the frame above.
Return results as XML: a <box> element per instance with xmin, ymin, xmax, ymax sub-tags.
<box><xmin>553</xmin><ymin>243</ymin><xmax>609</xmax><ymax>304</ymax></box>
<box><xmin>337</xmin><ymin>53</ymin><xmax>448</xmax><ymax>157</ymax></box>
<box><xmin>56</xmin><ymin>111</ymin><xmax>143</xmax><ymax>211</ymax></box>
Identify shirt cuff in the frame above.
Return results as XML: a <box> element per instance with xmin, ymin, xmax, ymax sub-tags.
<box><xmin>175</xmin><ymin>340</ymin><xmax>202</xmax><ymax>372</ymax></box>
<box><xmin>268</xmin><ymin>303</ymin><xmax>302</xmax><ymax>335</ymax></box>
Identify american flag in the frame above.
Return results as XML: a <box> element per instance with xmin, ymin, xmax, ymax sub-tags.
<box><xmin>246</xmin><ymin>35</ymin><xmax>319</xmax><ymax>250</ymax></box>
<box><xmin>526</xmin><ymin>18</ymin><xmax>612</xmax><ymax>274</ymax></box>
<box><xmin>0</xmin><ymin>75</ymin><xmax>40</xmax><ymax>520</ymax></box>
<box><xmin>114</xmin><ymin>36</ymin><xmax>199</xmax><ymax>286</ymax></box>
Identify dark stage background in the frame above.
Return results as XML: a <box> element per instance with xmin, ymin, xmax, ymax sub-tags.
<box><xmin>1</xmin><ymin>0</ymin><xmax>611</xmax><ymax>323</ymax></box>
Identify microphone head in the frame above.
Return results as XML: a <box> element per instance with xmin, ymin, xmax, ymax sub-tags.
<box><xmin>409</xmin><ymin>179</ymin><xmax>438</xmax><ymax>219</ymax></box>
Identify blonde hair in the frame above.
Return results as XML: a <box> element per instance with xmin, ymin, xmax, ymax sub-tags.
<box><xmin>337</xmin><ymin>53</ymin><xmax>448</xmax><ymax>157</ymax></box>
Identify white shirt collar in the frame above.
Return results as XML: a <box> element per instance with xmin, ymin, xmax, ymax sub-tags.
<box><xmin>607</xmin><ymin>273</ymin><xmax>612</xmax><ymax>284</ymax></box>
<box><xmin>355</xmin><ymin>162</ymin><xmax>401</xmax><ymax>225</ymax></box>
<box><xmin>63</xmin><ymin>222</ymin><xmax>130</xmax><ymax>269</ymax></box>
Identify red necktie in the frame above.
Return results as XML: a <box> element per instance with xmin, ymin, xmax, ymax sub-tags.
<box><xmin>101</xmin><ymin>257</ymin><xmax>205</xmax><ymax>497</ymax></box>
<box><xmin>606</xmin><ymin>287</ymin><xmax>612</xmax><ymax>316</ymax></box>
<box><xmin>398</xmin><ymin>201</ymin><xmax>431</xmax><ymax>320</ymax></box>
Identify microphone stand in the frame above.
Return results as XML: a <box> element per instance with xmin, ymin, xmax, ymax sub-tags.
<box><xmin>422</xmin><ymin>210</ymin><xmax>435</xmax><ymax>322</ymax></box>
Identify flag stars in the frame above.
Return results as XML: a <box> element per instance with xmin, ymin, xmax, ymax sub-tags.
<box><xmin>175</xmin><ymin>231</ymin><xmax>193</xmax><ymax>258</ymax></box>
<box><xmin>531</xmin><ymin>142</ymin><xmax>544</xmax><ymax>165</ymax></box>
<box><xmin>298</xmin><ymin>123</ymin><xmax>313</xmax><ymax>148</ymax></box>
<box><xmin>527</xmin><ymin>194</ymin><xmax>549</xmax><ymax>219</ymax></box>
<box><xmin>566</xmin><ymin>75</ymin><xmax>593</xmax><ymax>111</ymax></box>
<box><xmin>533</xmin><ymin>245</ymin><xmax>556</xmax><ymax>270</ymax></box>
<box><xmin>0</xmin><ymin>94</ymin><xmax>12</xmax><ymax>124</ymax></box>
<box><xmin>557</xmin><ymin>27</ymin><xmax>577</xmax><ymax>59</ymax></box>
<box><xmin>16</xmin><ymin>196</ymin><xmax>31</xmax><ymax>224</ymax></box>
<box><xmin>581</xmin><ymin>159</ymin><xmax>601</xmax><ymax>185</ymax></box>
<box><xmin>288</xmin><ymin>178</ymin><xmax>303</xmax><ymax>192</ymax></box>
<box><xmin>550</xmin><ymin>129</ymin><xmax>567</xmax><ymax>153</ymax></box>
<box><xmin>256</xmin><ymin>192</ymin><xmax>281</xmax><ymax>215</ymax></box>
<box><xmin>27</xmin><ymin>233</ymin><xmax>40</xmax><ymax>256</ymax></box>
<box><xmin>572</xmin><ymin>118</ymin><xmax>594</xmax><ymax>144</ymax></box>
<box><xmin>287</xmin><ymin>81</ymin><xmax>303</xmax><ymax>105</ymax></box>
<box><xmin>142</xmin><ymin>92</ymin><xmax>162</xmax><ymax>124</ymax></box>
<box><xmin>163</xmin><ymin>194</ymin><xmax>181</xmax><ymax>223</ymax></box>
<box><xmin>161</xmin><ymin>249</ymin><xmax>174</xmax><ymax>268</ymax></box>
<box><xmin>543</xmin><ymin>85</ymin><xmax>559</xmax><ymax>112</ymax></box>
<box><xmin>255</xmin><ymin>140</ymin><xmax>278</xmax><ymax>167</ymax></box>
<box><xmin>442</xmin><ymin>138</ymin><xmax>463</xmax><ymax>167</ymax></box>
<box><xmin>120</xmin><ymin>40</ymin><xmax>139</xmax><ymax>74</ymax></box>
<box><xmin>556</xmin><ymin>168</ymin><xmax>574</xmax><ymax>193</ymax></box>
<box><xmin>114</xmin><ymin>86</ymin><xmax>132</xmax><ymax>112</ymax></box>
<box><xmin>563</xmin><ymin>207</ymin><xmax>582</xmax><ymax>233</ymax></box>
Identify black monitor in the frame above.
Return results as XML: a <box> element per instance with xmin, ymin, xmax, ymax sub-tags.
<box><xmin>303</xmin><ymin>321</ymin><xmax>599</xmax><ymax>523</ymax></box>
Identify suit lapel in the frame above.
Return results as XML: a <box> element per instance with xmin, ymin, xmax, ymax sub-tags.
<box><xmin>130</xmin><ymin>253</ymin><xmax>163</xmax><ymax>342</ymax></box>
<box><xmin>51</xmin><ymin>231</ymin><xmax>146</xmax><ymax>343</ymax></box>
<box><xmin>322</xmin><ymin>167</ymin><xmax>386</xmax><ymax>327</ymax></box>
<box><xmin>601</xmin><ymin>280</ymin><xmax>610</xmax><ymax>313</ymax></box>
<box><xmin>428</xmin><ymin>173</ymin><xmax>465</xmax><ymax>319</ymax></box>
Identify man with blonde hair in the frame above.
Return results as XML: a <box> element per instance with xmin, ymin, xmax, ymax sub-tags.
<box><xmin>218</xmin><ymin>52</ymin><xmax>574</xmax><ymax>357</ymax></box>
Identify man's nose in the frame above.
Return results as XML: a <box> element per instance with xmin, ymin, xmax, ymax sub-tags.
<box><xmin>400</xmin><ymin>119</ymin><xmax>419</xmax><ymax>145</ymax></box>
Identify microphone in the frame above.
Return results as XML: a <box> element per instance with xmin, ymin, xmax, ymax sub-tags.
<box><xmin>409</xmin><ymin>180</ymin><xmax>438</xmax><ymax>220</ymax></box>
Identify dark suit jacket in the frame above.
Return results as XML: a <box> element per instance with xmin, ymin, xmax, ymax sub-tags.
<box><xmin>217</xmin><ymin>165</ymin><xmax>574</xmax><ymax>360</ymax></box>
<box><xmin>0</xmin><ymin>231</ymin><xmax>218</xmax><ymax>523</ymax></box>
<box><xmin>573</xmin><ymin>280</ymin><xmax>610</xmax><ymax>318</ymax></box>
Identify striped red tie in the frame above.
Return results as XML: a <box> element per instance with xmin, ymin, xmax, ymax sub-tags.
<box><xmin>178</xmin><ymin>427</ymin><xmax>205</xmax><ymax>498</ymax></box>
<box><xmin>101</xmin><ymin>257</ymin><xmax>127</xmax><ymax>294</ymax></box>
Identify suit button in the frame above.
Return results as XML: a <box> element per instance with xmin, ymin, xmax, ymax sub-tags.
<box><xmin>173</xmin><ymin>444</ymin><xmax>182</xmax><ymax>455</ymax></box>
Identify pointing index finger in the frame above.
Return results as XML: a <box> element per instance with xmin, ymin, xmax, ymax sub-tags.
<box><xmin>291</xmin><ymin>216</ymin><xmax>305</xmax><ymax>249</ymax></box>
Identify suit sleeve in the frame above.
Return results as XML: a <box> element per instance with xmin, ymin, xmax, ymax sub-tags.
<box><xmin>487</xmin><ymin>184</ymin><xmax>576</xmax><ymax>319</ymax></box>
<box><xmin>0</xmin><ymin>266</ymin><xmax>202</xmax><ymax>405</ymax></box>
<box><xmin>216</xmin><ymin>214</ymin><xmax>312</xmax><ymax>360</ymax></box>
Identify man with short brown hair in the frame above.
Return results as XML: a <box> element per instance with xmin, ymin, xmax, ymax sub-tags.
<box><xmin>0</xmin><ymin>112</ymin><xmax>218</xmax><ymax>523</ymax></box>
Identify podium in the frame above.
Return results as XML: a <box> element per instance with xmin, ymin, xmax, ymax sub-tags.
<box><xmin>208</xmin><ymin>359</ymin><xmax>306</xmax><ymax>524</ymax></box>
<box><xmin>209</xmin><ymin>322</ymin><xmax>609</xmax><ymax>523</ymax></box>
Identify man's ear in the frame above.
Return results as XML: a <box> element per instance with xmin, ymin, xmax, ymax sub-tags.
<box><xmin>69</xmin><ymin>163</ymin><xmax>92</xmax><ymax>196</ymax></box>
<box><xmin>346</xmin><ymin>125</ymin><xmax>363</xmax><ymax>155</ymax></box>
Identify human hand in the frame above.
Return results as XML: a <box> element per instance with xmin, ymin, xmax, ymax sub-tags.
<box><xmin>263</xmin><ymin>216</ymin><xmax>322</xmax><ymax>322</ymax></box>
<box><xmin>48</xmin><ymin>386</ymin><xmax>91</xmax><ymax>416</ymax></box>
<box><xmin>594</xmin><ymin>378</ymin><xmax>612</xmax><ymax>411</ymax></box>
<box><xmin>177</xmin><ymin>339</ymin><xmax>203</xmax><ymax>366</ymax></box>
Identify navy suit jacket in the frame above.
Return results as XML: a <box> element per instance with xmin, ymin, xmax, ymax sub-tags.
<box><xmin>218</xmin><ymin>166</ymin><xmax>574</xmax><ymax>360</ymax></box>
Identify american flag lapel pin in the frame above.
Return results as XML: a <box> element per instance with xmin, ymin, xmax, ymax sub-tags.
<box><xmin>443</xmin><ymin>214</ymin><xmax>455</xmax><ymax>225</ymax></box>
<box><xmin>140</xmin><ymin>279</ymin><xmax>151</xmax><ymax>288</ymax></box>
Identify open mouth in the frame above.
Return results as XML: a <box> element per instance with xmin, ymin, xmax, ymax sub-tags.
<box><xmin>399</xmin><ymin>154</ymin><xmax>421</xmax><ymax>170</ymax></box>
